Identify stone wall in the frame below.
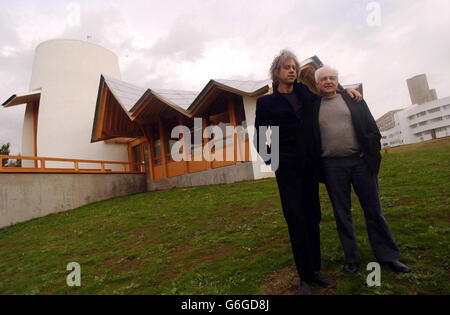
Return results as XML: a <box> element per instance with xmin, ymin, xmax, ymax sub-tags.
<box><xmin>0</xmin><ymin>173</ymin><xmax>147</xmax><ymax>229</ymax></box>
<box><xmin>147</xmin><ymin>162</ymin><xmax>254</xmax><ymax>191</ymax></box>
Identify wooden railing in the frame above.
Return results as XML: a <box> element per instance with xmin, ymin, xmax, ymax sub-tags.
<box><xmin>0</xmin><ymin>155</ymin><xmax>145</xmax><ymax>174</ymax></box>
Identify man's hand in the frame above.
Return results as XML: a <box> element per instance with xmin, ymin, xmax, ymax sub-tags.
<box><xmin>345</xmin><ymin>88</ymin><xmax>362</xmax><ymax>102</ymax></box>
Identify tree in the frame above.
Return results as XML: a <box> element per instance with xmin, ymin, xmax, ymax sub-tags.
<box><xmin>1</xmin><ymin>142</ymin><xmax>10</xmax><ymax>166</ymax></box>
<box><xmin>14</xmin><ymin>154</ymin><xmax>22</xmax><ymax>167</ymax></box>
<box><xmin>6</xmin><ymin>154</ymin><xmax>21</xmax><ymax>167</ymax></box>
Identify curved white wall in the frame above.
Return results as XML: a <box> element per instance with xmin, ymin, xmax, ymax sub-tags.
<box><xmin>23</xmin><ymin>39</ymin><xmax>128</xmax><ymax>168</ymax></box>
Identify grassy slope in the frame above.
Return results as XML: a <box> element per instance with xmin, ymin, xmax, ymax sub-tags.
<box><xmin>0</xmin><ymin>144</ymin><xmax>448</xmax><ymax>295</ymax></box>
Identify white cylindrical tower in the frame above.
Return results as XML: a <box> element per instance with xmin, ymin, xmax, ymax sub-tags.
<box><xmin>22</xmin><ymin>39</ymin><xmax>128</xmax><ymax>168</ymax></box>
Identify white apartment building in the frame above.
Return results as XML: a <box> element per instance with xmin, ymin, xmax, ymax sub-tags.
<box><xmin>378</xmin><ymin>74</ymin><xmax>450</xmax><ymax>148</ymax></box>
<box><xmin>381</xmin><ymin>97</ymin><xmax>450</xmax><ymax>147</ymax></box>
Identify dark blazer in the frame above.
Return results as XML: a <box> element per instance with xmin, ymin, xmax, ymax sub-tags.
<box><xmin>312</xmin><ymin>91</ymin><xmax>382</xmax><ymax>174</ymax></box>
<box><xmin>254</xmin><ymin>81</ymin><xmax>321</xmax><ymax>223</ymax></box>
<box><xmin>254</xmin><ymin>81</ymin><xmax>320</xmax><ymax>171</ymax></box>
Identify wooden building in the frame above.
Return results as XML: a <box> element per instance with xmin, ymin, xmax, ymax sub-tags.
<box><xmin>90</xmin><ymin>56</ymin><xmax>362</xmax><ymax>190</ymax></box>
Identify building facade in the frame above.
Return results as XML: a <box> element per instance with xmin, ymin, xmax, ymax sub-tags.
<box><xmin>2</xmin><ymin>39</ymin><xmax>129</xmax><ymax>168</ymax></box>
<box><xmin>3</xmin><ymin>39</ymin><xmax>362</xmax><ymax>190</ymax></box>
<box><xmin>378</xmin><ymin>74</ymin><xmax>450</xmax><ymax>148</ymax></box>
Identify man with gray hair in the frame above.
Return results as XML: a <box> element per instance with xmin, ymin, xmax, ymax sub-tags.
<box><xmin>312</xmin><ymin>65</ymin><xmax>411</xmax><ymax>275</ymax></box>
<box><xmin>254</xmin><ymin>51</ymin><xmax>362</xmax><ymax>294</ymax></box>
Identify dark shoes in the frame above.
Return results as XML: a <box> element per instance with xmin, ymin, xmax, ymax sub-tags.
<box><xmin>313</xmin><ymin>272</ymin><xmax>336</xmax><ymax>288</ymax></box>
<box><xmin>298</xmin><ymin>272</ymin><xmax>335</xmax><ymax>295</ymax></box>
<box><xmin>342</xmin><ymin>260</ymin><xmax>412</xmax><ymax>273</ymax></box>
<box><xmin>343</xmin><ymin>262</ymin><xmax>360</xmax><ymax>274</ymax></box>
<box><xmin>382</xmin><ymin>260</ymin><xmax>412</xmax><ymax>273</ymax></box>
<box><xmin>299</xmin><ymin>281</ymin><xmax>312</xmax><ymax>295</ymax></box>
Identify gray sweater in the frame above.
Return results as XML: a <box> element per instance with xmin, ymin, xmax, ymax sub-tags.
<box><xmin>319</xmin><ymin>94</ymin><xmax>361</xmax><ymax>157</ymax></box>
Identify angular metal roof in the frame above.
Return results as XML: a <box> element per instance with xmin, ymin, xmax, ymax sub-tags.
<box><xmin>152</xmin><ymin>88</ymin><xmax>199</xmax><ymax>111</ymax></box>
<box><xmin>101</xmin><ymin>75</ymin><xmax>272</xmax><ymax>116</ymax></box>
<box><xmin>99</xmin><ymin>75</ymin><xmax>362</xmax><ymax>119</ymax></box>
<box><xmin>186</xmin><ymin>79</ymin><xmax>272</xmax><ymax>112</ymax></box>
<box><xmin>103</xmin><ymin>75</ymin><xmax>147</xmax><ymax>112</ymax></box>
<box><xmin>91</xmin><ymin>54</ymin><xmax>366</xmax><ymax>142</ymax></box>
<box><xmin>214</xmin><ymin>79</ymin><xmax>272</xmax><ymax>95</ymax></box>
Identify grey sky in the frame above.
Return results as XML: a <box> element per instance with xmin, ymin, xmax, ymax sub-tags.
<box><xmin>1</xmin><ymin>0</ymin><xmax>449</xmax><ymax>155</ymax></box>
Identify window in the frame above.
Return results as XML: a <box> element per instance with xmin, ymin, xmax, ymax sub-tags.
<box><xmin>153</xmin><ymin>139</ymin><xmax>162</xmax><ymax>164</ymax></box>
<box><xmin>131</xmin><ymin>144</ymin><xmax>145</xmax><ymax>172</ymax></box>
<box><xmin>417</xmin><ymin>111</ymin><xmax>427</xmax><ymax>117</ymax></box>
<box><xmin>428</xmin><ymin>107</ymin><xmax>440</xmax><ymax>114</ymax></box>
<box><xmin>431</xmin><ymin>117</ymin><xmax>443</xmax><ymax>123</ymax></box>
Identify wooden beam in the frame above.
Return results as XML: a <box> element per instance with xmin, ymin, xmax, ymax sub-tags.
<box><xmin>203</xmin><ymin>116</ymin><xmax>212</xmax><ymax>169</ymax></box>
<box><xmin>129</xmin><ymin>137</ymin><xmax>147</xmax><ymax>147</ymax></box>
<box><xmin>127</xmin><ymin>142</ymin><xmax>134</xmax><ymax>172</ymax></box>
<box><xmin>132</xmin><ymin>94</ymin><xmax>153</xmax><ymax>120</ymax></box>
<box><xmin>139</xmin><ymin>124</ymin><xmax>155</xmax><ymax>180</ymax></box>
<box><xmin>32</xmin><ymin>101</ymin><xmax>39</xmax><ymax>167</ymax></box>
<box><xmin>178</xmin><ymin>115</ymin><xmax>188</xmax><ymax>174</ymax></box>
<box><xmin>227</xmin><ymin>93</ymin><xmax>238</xmax><ymax>163</ymax></box>
<box><xmin>111</xmin><ymin>102</ymin><xmax>119</xmax><ymax>134</ymax></box>
<box><xmin>147</xmin><ymin>128</ymin><xmax>155</xmax><ymax>180</ymax></box>
<box><xmin>106</xmin><ymin>96</ymin><xmax>114</xmax><ymax>134</ymax></box>
<box><xmin>158</xmin><ymin>118</ymin><xmax>168</xmax><ymax>178</ymax></box>
<box><xmin>96</xmin><ymin>83</ymin><xmax>108</xmax><ymax>140</ymax></box>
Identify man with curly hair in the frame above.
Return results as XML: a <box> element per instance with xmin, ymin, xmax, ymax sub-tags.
<box><xmin>254</xmin><ymin>49</ymin><xmax>361</xmax><ymax>294</ymax></box>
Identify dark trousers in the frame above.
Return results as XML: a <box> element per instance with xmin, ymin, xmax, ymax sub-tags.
<box><xmin>322</xmin><ymin>156</ymin><xmax>399</xmax><ymax>264</ymax></box>
<box><xmin>275</xmin><ymin>168</ymin><xmax>321</xmax><ymax>283</ymax></box>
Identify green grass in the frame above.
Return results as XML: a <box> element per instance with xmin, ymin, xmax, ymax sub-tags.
<box><xmin>0</xmin><ymin>144</ymin><xmax>449</xmax><ymax>295</ymax></box>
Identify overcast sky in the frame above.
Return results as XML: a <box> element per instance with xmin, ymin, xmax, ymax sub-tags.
<box><xmin>1</xmin><ymin>0</ymin><xmax>449</xmax><ymax>154</ymax></box>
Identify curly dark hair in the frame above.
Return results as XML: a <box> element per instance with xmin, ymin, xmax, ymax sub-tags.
<box><xmin>270</xmin><ymin>49</ymin><xmax>300</xmax><ymax>85</ymax></box>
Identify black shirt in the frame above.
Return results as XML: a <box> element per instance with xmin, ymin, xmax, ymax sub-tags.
<box><xmin>281</xmin><ymin>92</ymin><xmax>303</xmax><ymax>113</ymax></box>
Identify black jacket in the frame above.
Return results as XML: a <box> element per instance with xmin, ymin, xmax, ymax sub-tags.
<box><xmin>254</xmin><ymin>81</ymin><xmax>320</xmax><ymax>171</ymax></box>
<box><xmin>312</xmin><ymin>91</ymin><xmax>382</xmax><ymax>174</ymax></box>
<box><xmin>254</xmin><ymin>81</ymin><xmax>321</xmax><ymax>223</ymax></box>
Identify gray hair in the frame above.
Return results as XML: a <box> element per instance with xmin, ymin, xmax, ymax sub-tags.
<box><xmin>314</xmin><ymin>65</ymin><xmax>339</xmax><ymax>82</ymax></box>
<box><xmin>270</xmin><ymin>49</ymin><xmax>300</xmax><ymax>85</ymax></box>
